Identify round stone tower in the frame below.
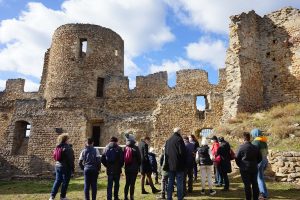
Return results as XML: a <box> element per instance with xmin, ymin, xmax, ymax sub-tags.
<box><xmin>43</xmin><ymin>24</ymin><xmax>124</xmax><ymax>107</ymax></box>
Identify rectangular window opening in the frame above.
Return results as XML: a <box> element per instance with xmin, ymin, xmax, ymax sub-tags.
<box><xmin>25</xmin><ymin>124</ymin><xmax>31</xmax><ymax>138</ymax></box>
<box><xmin>196</xmin><ymin>96</ymin><xmax>208</xmax><ymax>120</ymax></box>
<box><xmin>80</xmin><ymin>38</ymin><xmax>87</xmax><ymax>57</ymax></box>
<box><xmin>96</xmin><ymin>77</ymin><xmax>104</xmax><ymax>97</ymax></box>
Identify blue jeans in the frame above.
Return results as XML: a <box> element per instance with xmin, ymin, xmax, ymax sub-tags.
<box><xmin>258</xmin><ymin>158</ymin><xmax>268</xmax><ymax>198</ymax></box>
<box><xmin>50</xmin><ymin>166</ymin><xmax>71</xmax><ymax>198</ymax></box>
<box><xmin>167</xmin><ymin>171</ymin><xmax>184</xmax><ymax>200</ymax></box>
<box><xmin>107</xmin><ymin>174</ymin><xmax>120</xmax><ymax>200</ymax></box>
<box><xmin>84</xmin><ymin>168</ymin><xmax>99</xmax><ymax>200</ymax></box>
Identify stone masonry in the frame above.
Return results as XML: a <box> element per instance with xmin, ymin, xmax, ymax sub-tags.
<box><xmin>0</xmin><ymin>7</ymin><xmax>300</xmax><ymax>178</ymax></box>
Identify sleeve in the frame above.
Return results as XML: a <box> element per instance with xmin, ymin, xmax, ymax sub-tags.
<box><xmin>195</xmin><ymin>150</ymin><xmax>200</xmax><ymax>163</ymax></box>
<box><xmin>136</xmin><ymin>147</ymin><xmax>142</xmax><ymax>166</ymax></box>
<box><xmin>178</xmin><ymin>138</ymin><xmax>186</xmax><ymax>160</ymax></box>
<box><xmin>208</xmin><ymin>148</ymin><xmax>213</xmax><ymax>160</ymax></box>
<box><xmin>101</xmin><ymin>148</ymin><xmax>107</xmax><ymax>167</ymax></box>
<box><xmin>257</xmin><ymin>148</ymin><xmax>262</xmax><ymax>164</ymax></box>
<box><xmin>95</xmin><ymin>149</ymin><xmax>101</xmax><ymax>171</ymax></box>
<box><xmin>119</xmin><ymin>147</ymin><xmax>124</xmax><ymax>167</ymax></box>
<box><xmin>67</xmin><ymin>147</ymin><xmax>75</xmax><ymax>172</ymax></box>
<box><xmin>235</xmin><ymin>147</ymin><xmax>241</xmax><ymax>167</ymax></box>
<box><xmin>78</xmin><ymin>150</ymin><xmax>84</xmax><ymax>170</ymax></box>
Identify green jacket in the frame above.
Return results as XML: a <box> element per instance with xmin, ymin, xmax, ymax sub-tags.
<box><xmin>252</xmin><ymin>136</ymin><xmax>268</xmax><ymax>158</ymax></box>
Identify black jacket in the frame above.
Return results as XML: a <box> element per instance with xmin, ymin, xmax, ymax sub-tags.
<box><xmin>216</xmin><ymin>141</ymin><xmax>232</xmax><ymax>173</ymax></box>
<box><xmin>124</xmin><ymin>141</ymin><xmax>141</xmax><ymax>174</ymax></box>
<box><xmin>56</xmin><ymin>143</ymin><xmax>75</xmax><ymax>172</ymax></box>
<box><xmin>235</xmin><ymin>142</ymin><xmax>262</xmax><ymax>172</ymax></box>
<box><xmin>165</xmin><ymin>132</ymin><xmax>186</xmax><ymax>172</ymax></box>
<box><xmin>101</xmin><ymin>142</ymin><xmax>124</xmax><ymax>175</ymax></box>
<box><xmin>198</xmin><ymin>145</ymin><xmax>213</xmax><ymax>166</ymax></box>
<box><xmin>138</xmin><ymin>140</ymin><xmax>151</xmax><ymax>173</ymax></box>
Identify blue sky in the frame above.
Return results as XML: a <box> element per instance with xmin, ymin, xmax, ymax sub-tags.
<box><xmin>0</xmin><ymin>0</ymin><xmax>300</xmax><ymax>102</ymax></box>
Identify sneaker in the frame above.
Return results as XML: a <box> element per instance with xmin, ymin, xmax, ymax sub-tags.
<box><xmin>201</xmin><ymin>189</ymin><xmax>205</xmax><ymax>195</ymax></box>
<box><xmin>210</xmin><ymin>190</ymin><xmax>216</xmax><ymax>195</ymax></box>
<box><xmin>49</xmin><ymin>197</ymin><xmax>54</xmax><ymax>200</ymax></box>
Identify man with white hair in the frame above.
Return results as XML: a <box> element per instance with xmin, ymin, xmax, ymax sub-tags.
<box><xmin>165</xmin><ymin>127</ymin><xmax>186</xmax><ymax>200</ymax></box>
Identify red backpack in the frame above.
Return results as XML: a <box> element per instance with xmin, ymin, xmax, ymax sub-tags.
<box><xmin>124</xmin><ymin>146</ymin><xmax>133</xmax><ymax>165</ymax></box>
<box><xmin>53</xmin><ymin>146</ymin><xmax>63</xmax><ymax>161</ymax></box>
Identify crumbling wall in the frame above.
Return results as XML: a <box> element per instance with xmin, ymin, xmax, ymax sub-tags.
<box><xmin>223</xmin><ymin>7</ymin><xmax>300</xmax><ymax>121</ymax></box>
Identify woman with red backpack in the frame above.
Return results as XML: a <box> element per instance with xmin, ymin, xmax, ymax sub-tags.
<box><xmin>123</xmin><ymin>133</ymin><xmax>141</xmax><ymax>200</ymax></box>
<box><xmin>49</xmin><ymin>133</ymin><xmax>74</xmax><ymax>200</ymax></box>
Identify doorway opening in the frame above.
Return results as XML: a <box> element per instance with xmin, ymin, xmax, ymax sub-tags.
<box><xmin>92</xmin><ymin>125</ymin><xmax>101</xmax><ymax>147</ymax></box>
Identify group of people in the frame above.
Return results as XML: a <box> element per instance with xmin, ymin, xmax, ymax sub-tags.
<box><xmin>48</xmin><ymin>127</ymin><xmax>269</xmax><ymax>200</ymax></box>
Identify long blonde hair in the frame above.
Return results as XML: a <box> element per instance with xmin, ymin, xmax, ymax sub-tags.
<box><xmin>57</xmin><ymin>133</ymin><xmax>69</xmax><ymax>145</ymax></box>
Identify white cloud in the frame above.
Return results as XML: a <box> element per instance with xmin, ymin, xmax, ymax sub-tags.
<box><xmin>165</xmin><ymin>0</ymin><xmax>300</xmax><ymax>34</ymax></box>
<box><xmin>0</xmin><ymin>0</ymin><xmax>174</xmax><ymax>83</ymax></box>
<box><xmin>149</xmin><ymin>58</ymin><xmax>192</xmax><ymax>75</ymax></box>
<box><xmin>186</xmin><ymin>37</ymin><xmax>227</xmax><ymax>69</ymax></box>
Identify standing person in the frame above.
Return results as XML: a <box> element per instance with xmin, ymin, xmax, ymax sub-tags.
<box><xmin>123</xmin><ymin>133</ymin><xmax>141</xmax><ymax>200</ymax></box>
<box><xmin>183</xmin><ymin>136</ymin><xmax>194</xmax><ymax>195</ymax></box>
<box><xmin>148</xmin><ymin>147</ymin><xmax>159</xmax><ymax>184</ymax></box>
<box><xmin>79</xmin><ymin>138</ymin><xmax>101</xmax><ymax>200</ymax></box>
<box><xmin>101</xmin><ymin>137</ymin><xmax>124</xmax><ymax>200</ymax></box>
<box><xmin>49</xmin><ymin>133</ymin><xmax>75</xmax><ymax>200</ymax></box>
<box><xmin>216</xmin><ymin>137</ymin><xmax>232</xmax><ymax>191</ymax></box>
<box><xmin>251</xmin><ymin>128</ymin><xmax>269</xmax><ymax>199</ymax></box>
<box><xmin>157</xmin><ymin>146</ymin><xmax>169</xmax><ymax>200</ymax></box>
<box><xmin>196</xmin><ymin>138</ymin><xmax>216</xmax><ymax>196</ymax></box>
<box><xmin>236</xmin><ymin>132</ymin><xmax>262</xmax><ymax>200</ymax></box>
<box><xmin>165</xmin><ymin>127</ymin><xmax>186</xmax><ymax>200</ymax></box>
<box><xmin>189</xmin><ymin>134</ymin><xmax>199</xmax><ymax>182</ymax></box>
<box><xmin>210</xmin><ymin>136</ymin><xmax>222</xmax><ymax>186</ymax></box>
<box><xmin>139</xmin><ymin>136</ymin><xmax>160</xmax><ymax>194</ymax></box>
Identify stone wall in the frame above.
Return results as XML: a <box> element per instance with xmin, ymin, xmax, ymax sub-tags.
<box><xmin>269</xmin><ymin>151</ymin><xmax>300</xmax><ymax>184</ymax></box>
<box><xmin>223</xmin><ymin>7</ymin><xmax>300</xmax><ymax>121</ymax></box>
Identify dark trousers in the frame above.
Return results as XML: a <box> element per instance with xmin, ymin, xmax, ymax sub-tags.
<box><xmin>50</xmin><ymin>166</ymin><xmax>71</xmax><ymax>198</ymax></box>
<box><xmin>184</xmin><ymin>167</ymin><xmax>193</xmax><ymax>193</ymax></box>
<box><xmin>107</xmin><ymin>174</ymin><xmax>121</xmax><ymax>200</ymax></box>
<box><xmin>193</xmin><ymin>162</ymin><xmax>198</xmax><ymax>179</ymax></box>
<box><xmin>219</xmin><ymin>171</ymin><xmax>229</xmax><ymax>189</ymax></box>
<box><xmin>240</xmin><ymin>170</ymin><xmax>259</xmax><ymax>200</ymax></box>
<box><xmin>124</xmin><ymin>172</ymin><xmax>138</xmax><ymax>200</ymax></box>
<box><xmin>84</xmin><ymin>168</ymin><xmax>99</xmax><ymax>200</ymax></box>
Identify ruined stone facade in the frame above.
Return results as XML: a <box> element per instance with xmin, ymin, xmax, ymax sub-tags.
<box><xmin>0</xmin><ymin>7</ymin><xmax>300</xmax><ymax>177</ymax></box>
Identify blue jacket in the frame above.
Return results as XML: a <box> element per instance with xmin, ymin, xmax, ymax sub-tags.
<box><xmin>148</xmin><ymin>152</ymin><xmax>158</xmax><ymax>172</ymax></box>
<box><xmin>185</xmin><ymin>141</ymin><xmax>195</xmax><ymax>168</ymax></box>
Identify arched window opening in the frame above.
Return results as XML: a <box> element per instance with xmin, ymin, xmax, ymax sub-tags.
<box><xmin>200</xmin><ymin>128</ymin><xmax>213</xmax><ymax>138</ymax></box>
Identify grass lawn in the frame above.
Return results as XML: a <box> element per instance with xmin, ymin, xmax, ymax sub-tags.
<box><xmin>0</xmin><ymin>173</ymin><xmax>299</xmax><ymax>200</ymax></box>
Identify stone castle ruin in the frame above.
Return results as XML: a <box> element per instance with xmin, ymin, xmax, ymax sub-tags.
<box><xmin>0</xmin><ymin>7</ymin><xmax>300</xmax><ymax>177</ymax></box>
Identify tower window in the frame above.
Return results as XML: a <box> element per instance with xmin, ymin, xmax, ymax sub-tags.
<box><xmin>97</xmin><ymin>78</ymin><xmax>104</xmax><ymax>97</ymax></box>
<box><xmin>80</xmin><ymin>38</ymin><xmax>87</xmax><ymax>57</ymax></box>
<box><xmin>25</xmin><ymin>124</ymin><xmax>31</xmax><ymax>138</ymax></box>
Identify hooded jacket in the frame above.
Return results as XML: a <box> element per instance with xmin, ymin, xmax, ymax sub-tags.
<box><xmin>251</xmin><ymin>129</ymin><xmax>268</xmax><ymax>158</ymax></box>
<box><xmin>124</xmin><ymin>140</ymin><xmax>141</xmax><ymax>174</ymax></box>
<box><xmin>101</xmin><ymin>142</ymin><xmax>124</xmax><ymax>175</ymax></box>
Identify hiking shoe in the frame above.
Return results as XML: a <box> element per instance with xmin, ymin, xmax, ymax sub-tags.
<box><xmin>152</xmin><ymin>188</ymin><xmax>161</xmax><ymax>194</ymax></box>
<box><xmin>201</xmin><ymin>189</ymin><xmax>205</xmax><ymax>195</ymax></box>
<box><xmin>210</xmin><ymin>190</ymin><xmax>216</xmax><ymax>195</ymax></box>
<box><xmin>142</xmin><ymin>190</ymin><xmax>149</xmax><ymax>194</ymax></box>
